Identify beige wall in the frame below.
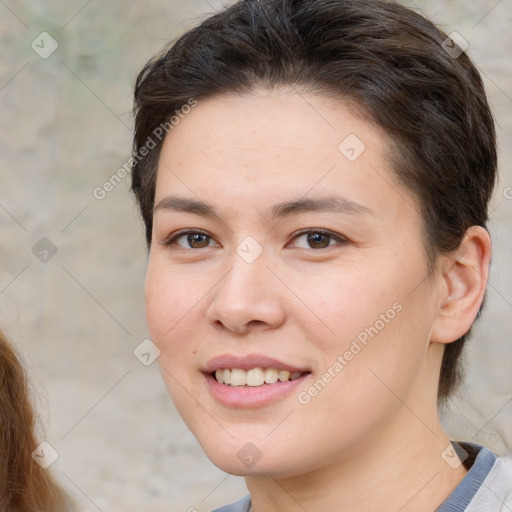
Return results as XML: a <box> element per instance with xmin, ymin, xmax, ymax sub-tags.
<box><xmin>0</xmin><ymin>1</ymin><xmax>510</xmax><ymax>510</ymax></box>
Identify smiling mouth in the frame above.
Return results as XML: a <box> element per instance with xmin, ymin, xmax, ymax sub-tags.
<box><xmin>213</xmin><ymin>367</ymin><xmax>309</xmax><ymax>387</ymax></box>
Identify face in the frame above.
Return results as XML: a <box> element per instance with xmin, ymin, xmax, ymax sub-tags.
<box><xmin>145</xmin><ymin>89</ymin><xmax>444</xmax><ymax>478</ymax></box>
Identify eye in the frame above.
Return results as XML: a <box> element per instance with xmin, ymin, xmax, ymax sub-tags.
<box><xmin>290</xmin><ymin>229</ymin><xmax>347</xmax><ymax>249</ymax></box>
<box><xmin>162</xmin><ymin>230</ymin><xmax>218</xmax><ymax>249</ymax></box>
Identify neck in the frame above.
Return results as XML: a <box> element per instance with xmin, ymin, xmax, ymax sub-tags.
<box><xmin>245</xmin><ymin>412</ymin><xmax>467</xmax><ymax>512</ymax></box>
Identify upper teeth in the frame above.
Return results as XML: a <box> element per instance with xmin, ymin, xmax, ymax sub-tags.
<box><xmin>215</xmin><ymin>368</ymin><xmax>303</xmax><ymax>387</ymax></box>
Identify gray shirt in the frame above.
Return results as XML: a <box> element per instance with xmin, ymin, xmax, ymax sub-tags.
<box><xmin>211</xmin><ymin>443</ymin><xmax>512</xmax><ymax>512</ymax></box>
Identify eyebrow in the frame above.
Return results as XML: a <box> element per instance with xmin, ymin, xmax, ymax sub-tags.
<box><xmin>153</xmin><ymin>195</ymin><xmax>373</xmax><ymax>218</ymax></box>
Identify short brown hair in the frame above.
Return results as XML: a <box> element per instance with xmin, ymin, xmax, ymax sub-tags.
<box><xmin>131</xmin><ymin>0</ymin><xmax>497</xmax><ymax>401</ymax></box>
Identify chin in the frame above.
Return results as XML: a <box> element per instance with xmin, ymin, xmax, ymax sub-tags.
<box><xmin>194</xmin><ymin>431</ymin><xmax>308</xmax><ymax>479</ymax></box>
<box><xmin>205</xmin><ymin>450</ymin><xmax>296</xmax><ymax>478</ymax></box>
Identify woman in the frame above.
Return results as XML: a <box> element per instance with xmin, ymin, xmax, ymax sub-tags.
<box><xmin>0</xmin><ymin>330</ymin><xmax>71</xmax><ymax>511</ymax></box>
<box><xmin>130</xmin><ymin>0</ymin><xmax>512</xmax><ymax>510</ymax></box>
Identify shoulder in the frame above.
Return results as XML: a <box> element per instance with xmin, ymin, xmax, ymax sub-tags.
<box><xmin>210</xmin><ymin>495</ymin><xmax>251</xmax><ymax>512</ymax></box>
<box><xmin>466</xmin><ymin>451</ymin><xmax>512</xmax><ymax>511</ymax></box>
<box><xmin>437</xmin><ymin>442</ymin><xmax>511</xmax><ymax>511</ymax></box>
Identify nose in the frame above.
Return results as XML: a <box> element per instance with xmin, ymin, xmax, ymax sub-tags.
<box><xmin>206</xmin><ymin>253</ymin><xmax>286</xmax><ymax>335</ymax></box>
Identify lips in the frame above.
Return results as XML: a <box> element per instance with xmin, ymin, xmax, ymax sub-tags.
<box><xmin>204</xmin><ymin>354</ymin><xmax>309</xmax><ymax>374</ymax></box>
<box><xmin>215</xmin><ymin>367</ymin><xmax>304</xmax><ymax>386</ymax></box>
<box><xmin>203</xmin><ymin>354</ymin><xmax>311</xmax><ymax>407</ymax></box>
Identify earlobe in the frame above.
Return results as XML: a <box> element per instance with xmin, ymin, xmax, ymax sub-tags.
<box><xmin>431</xmin><ymin>226</ymin><xmax>492</xmax><ymax>345</ymax></box>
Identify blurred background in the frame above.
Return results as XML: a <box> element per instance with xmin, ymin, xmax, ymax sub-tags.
<box><xmin>0</xmin><ymin>0</ymin><xmax>510</xmax><ymax>510</ymax></box>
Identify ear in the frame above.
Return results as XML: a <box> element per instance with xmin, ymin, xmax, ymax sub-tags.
<box><xmin>431</xmin><ymin>226</ymin><xmax>492</xmax><ymax>344</ymax></box>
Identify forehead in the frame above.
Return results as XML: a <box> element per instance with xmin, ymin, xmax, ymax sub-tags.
<box><xmin>155</xmin><ymin>89</ymin><xmax>418</xmax><ymax>222</ymax></box>
<box><xmin>159</xmin><ymin>89</ymin><xmax>383</xmax><ymax>166</ymax></box>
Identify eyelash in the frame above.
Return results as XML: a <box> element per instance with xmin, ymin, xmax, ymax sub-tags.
<box><xmin>161</xmin><ymin>228</ymin><xmax>349</xmax><ymax>251</ymax></box>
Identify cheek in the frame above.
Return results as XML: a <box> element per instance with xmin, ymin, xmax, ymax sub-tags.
<box><xmin>144</xmin><ymin>275</ymin><xmax>171</xmax><ymax>341</ymax></box>
<box><xmin>145</xmin><ymin>263</ymin><xmax>206</xmax><ymax>381</ymax></box>
<box><xmin>145</xmin><ymin>264</ymin><xmax>192</xmax><ymax>348</ymax></box>
<box><xmin>307</xmin><ymin>266</ymin><xmax>394</xmax><ymax>341</ymax></box>
<box><xmin>310</xmin><ymin>259</ymin><xmax>430</xmax><ymax>373</ymax></box>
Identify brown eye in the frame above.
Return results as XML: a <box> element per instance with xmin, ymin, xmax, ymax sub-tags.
<box><xmin>291</xmin><ymin>230</ymin><xmax>345</xmax><ymax>249</ymax></box>
<box><xmin>186</xmin><ymin>233</ymin><xmax>210</xmax><ymax>248</ymax></box>
<box><xmin>163</xmin><ymin>230</ymin><xmax>216</xmax><ymax>249</ymax></box>
<box><xmin>306</xmin><ymin>232</ymin><xmax>332</xmax><ymax>249</ymax></box>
